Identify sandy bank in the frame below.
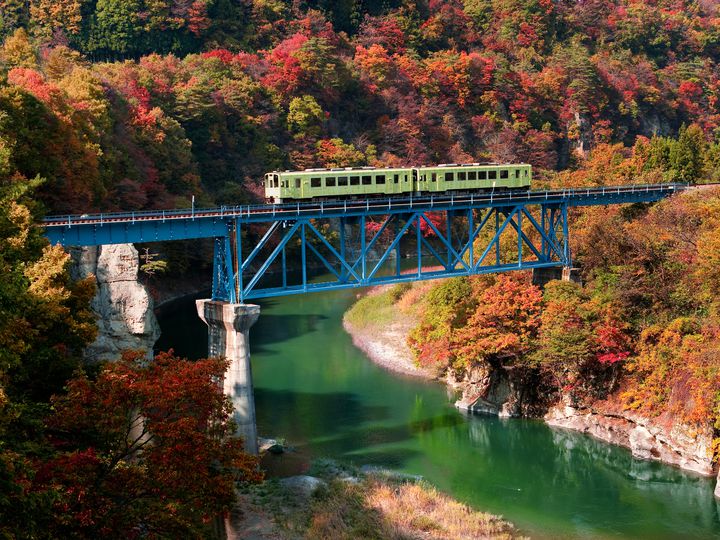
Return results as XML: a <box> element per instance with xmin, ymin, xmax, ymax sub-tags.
<box><xmin>343</xmin><ymin>316</ymin><xmax>436</xmax><ymax>379</ymax></box>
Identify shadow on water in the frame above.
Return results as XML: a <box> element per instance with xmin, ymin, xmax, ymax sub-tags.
<box><xmin>156</xmin><ymin>298</ymin><xmax>327</xmax><ymax>357</ymax></box>
<box><xmin>157</xmin><ymin>290</ymin><xmax>720</xmax><ymax>539</ymax></box>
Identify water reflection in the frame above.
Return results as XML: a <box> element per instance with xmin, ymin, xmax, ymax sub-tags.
<box><xmin>158</xmin><ymin>289</ymin><xmax>720</xmax><ymax>539</ymax></box>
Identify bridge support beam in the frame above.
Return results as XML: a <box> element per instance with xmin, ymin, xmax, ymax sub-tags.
<box><xmin>196</xmin><ymin>300</ymin><xmax>260</xmax><ymax>455</ymax></box>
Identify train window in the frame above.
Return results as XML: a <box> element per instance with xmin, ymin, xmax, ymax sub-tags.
<box><xmin>488</xmin><ymin>171</ymin><xmax>497</xmax><ymax>180</ymax></box>
<box><xmin>468</xmin><ymin>171</ymin><xmax>477</xmax><ymax>180</ymax></box>
<box><xmin>525</xmin><ymin>170</ymin><xmax>529</xmax><ymax>177</ymax></box>
<box><xmin>338</xmin><ymin>176</ymin><xmax>348</xmax><ymax>186</ymax></box>
<box><xmin>281</xmin><ymin>179</ymin><xmax>288</xmax><ymax>188</ymax></box>
<box><xmin>311</xmin><ymin>177</ymin><xmax>321</xmax><ymax>188</ymax></box>
<box><xmin>405</xmin><ymin>175</ymin><xmax>409</xmax><ymax>182</ymax></box>
<box><xmin>295</xmin><ymin>178</ymin><xmax>301</xmax><ymax>188</ymax></box>
<box><xmin>376</xmin><ymin>175</ymin><xmax>386</xmax><ymax>184</ymax></box>
<box><xmin>458</xmin><ymin>172</ymin><xmax>466</xmax><ymax>181</ymax></box>
<box><xmin>445</xmin><ymin>172</ymin><xmax>454</xmax><ymax>182</ymax></box>
<box><xmin>350</xmin><ymin>176</ymin><xmax>360</xmax><ymax>186</ymax></box>
<box><xmin>431</xmin><ymin>173</ymin><xmax>437</xmax><ymax>182</ymax></box>
<box><xmin>515</xmin><ymin>170</ymin><xmax>520</xmax><ymax>178</ymax></box>
<box><xmin>394</xmin><ymin>174</ymin><xmax>399</xmax><ymax>183</ymax></box>
<box><xmin>500</xmin><ymin>170</ymin><xmax>509</xmax><ymax>179</ymax></box>
<box><xmin>362</xmin><ymin>175</ymin><xmax>372</xmax><ymax>185</ymax></box>
<box><xmin>265</xmin><ymin>177</ymin><xmax>271</xmax><ymax>188</ymax></box>
<box><xmin>326</xmin><ymin>177</ymin><xmax>336</xmax><ymax>187</ymax></box>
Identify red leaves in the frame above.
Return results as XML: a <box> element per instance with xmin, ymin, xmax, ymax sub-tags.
<box><xmin>453</xmin><ymin>275</ymin><xmax>543</xmax><ymax>367</ymax></box>
<box><xmin>187</xmin><ymin>1</ymin><xmax>211</xmax><ymax>36</ymax></box>
<box><xmin>36</xmin><ymin>350</ymin><xmax>262</xmax><ymax>537</ymax></box>
<box><xmin>7</xmin><ymin>67</ymin><xmax>62</xmax><ymax>105</ymax></box>
<box><xmin>261</xmin><ymin>32</ymin><xmax>308</xmax><ymax>97</ymax></box>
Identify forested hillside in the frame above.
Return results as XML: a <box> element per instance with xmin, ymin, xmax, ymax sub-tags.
<box><xmin>2</xmin><ymin>1</ymin><xmax>720</xmax><ymax>535</ymax></box>
<box><xmin>2</xmin><ymin>0</ymin><xmax>720</xmax><ymax>214</ymax></box>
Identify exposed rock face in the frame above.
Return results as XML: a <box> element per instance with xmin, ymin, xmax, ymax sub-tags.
<box><xmin>545</xmin><ymin>403</ymin><xmax>716</xmax><ymax>477</ymax></box>
<box><xmin>452</xmin><ymin>363</ymin><xmax>540</xmax><ymax>418</ymax></box>
<box><xmin>70</xmin><ymin>244</ymin><xmax>160</xmax><ymax>362</ymax></box>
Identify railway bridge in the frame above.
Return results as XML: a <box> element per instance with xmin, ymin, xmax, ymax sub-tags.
<box><xmin>43</xmin><ymin>183</ymin><xmax>687</xmax><ymax>454</ymax></box>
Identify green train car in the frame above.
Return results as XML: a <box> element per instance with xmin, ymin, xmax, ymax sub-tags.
<box><xmin>264</xmin><ymin>163</ymin><xmax>531</xmax><ymax>203</ymax></box>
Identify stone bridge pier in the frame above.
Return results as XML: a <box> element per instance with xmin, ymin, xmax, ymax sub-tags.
<box><xmin>196</xmin><ymin>300</ymin><xmax>260</xmax><ymax>455</ymax></box>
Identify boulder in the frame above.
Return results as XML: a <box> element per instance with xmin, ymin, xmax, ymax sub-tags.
<box><xmin>279</xmin><ymin>476</ymin><xmax>327</xmax><ymax>497</ymax></box>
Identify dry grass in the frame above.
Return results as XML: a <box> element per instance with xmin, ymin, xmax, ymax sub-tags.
<box><xmin>306</xmin><ymin>477</ymin><xmax>521</xmax><ymax>540</ymax></box>
<box><xmin>366</xmin><ymin>479</ymin><xmax>519</xmax><ymax>540</ymax></box>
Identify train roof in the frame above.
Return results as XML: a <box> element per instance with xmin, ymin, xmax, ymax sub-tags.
<box><xmin>268</xmin><ymin>163</ymin><xmax>530</xmax><ymax>174</ymax></box>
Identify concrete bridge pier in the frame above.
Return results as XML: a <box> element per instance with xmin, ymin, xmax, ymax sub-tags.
<box><xmin>532</xmin><ymin>266</ymin><xmax>582</xmax><ymax>289</ymax></box>
<box><xmin>196</xmin><ymin>300</ymin><xmax>260</xmax><ymax>455</ymax></box>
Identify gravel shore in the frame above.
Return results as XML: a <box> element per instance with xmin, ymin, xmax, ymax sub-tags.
<box><xmin>342</xmin><ymin>314</ymin><xmax>436</xmax><ymax>379</ymax></box>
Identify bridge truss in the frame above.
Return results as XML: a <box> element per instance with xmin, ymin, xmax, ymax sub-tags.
<box><xmin>43</xmin><ymin>184</ymin><xmax>685</xmax><ymax>302</ymax></box>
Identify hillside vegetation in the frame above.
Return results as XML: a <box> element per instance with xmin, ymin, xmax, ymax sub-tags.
<box><xmin>1</xmin><ymin>0</ymin><xmax>720</xmax><ymax>536</ymax></box>
<box><xmin>2</xmin><ymin>1</ymin><xmax>720</xmax><ymax>215</ymax></box>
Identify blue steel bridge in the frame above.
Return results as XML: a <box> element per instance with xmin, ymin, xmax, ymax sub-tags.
<box><xmin>43</xmin><ymin>183</ymin><xmax>686</xmax><ymax>302</ymax></box>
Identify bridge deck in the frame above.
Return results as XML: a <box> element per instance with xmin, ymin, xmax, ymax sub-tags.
<box><xmin>43</xmin><ymin>183</ymin><xmax>686</xmax><ymax>247</ymax></box>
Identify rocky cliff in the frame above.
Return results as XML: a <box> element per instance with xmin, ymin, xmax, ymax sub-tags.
<box><xmin>71</xmin><ymin>244</ymin><xmax>161</xmax><ymax>362</ymax></box>
<box><xmin>451</xmin><ymin>362</ymin><xmax>717</xmax><ymax>480</ymax></box>
<box><xmin>545</xmin><ymin>402</ymin><xmax>715</xmax><ymax>477</ymax></box>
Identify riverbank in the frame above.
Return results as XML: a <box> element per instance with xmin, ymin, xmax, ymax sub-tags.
<box><xmin>342</xmin><ymin>282</ymin><xmax>720</xmax><ymax>491</ymax></box>
<box><xmin>343</xmin><ymin>284</ymin><xmax>437</xmax><ymax>379</ymax></box>
<box><xmin>231</xmin><ymin>457</ymin><xmax>522</xmax><ymax>539</ymax></box>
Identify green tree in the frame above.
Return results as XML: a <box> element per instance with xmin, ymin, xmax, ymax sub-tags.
<box><xmin>533</xmin><ymin>280</ymin><xmax>595</xmax><ymax>397</ymax></box>
<box><xmin>287</xmin><ymin>95</ymin><xmax>325</xmax><ymax>139</ymax></box>
<box><xmin>669</xmin><ymin>123</ymin><xmax>706</xmax><ymax>183</ymax></box>
<box><xmin>84</xmin><ymin>0</ymin><xmax>142</xmax><ymax>58</ymax></box>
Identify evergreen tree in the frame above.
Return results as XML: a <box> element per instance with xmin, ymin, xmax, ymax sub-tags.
<box><xmin>669</xmin><ymin>123</ymin><xmax>706</xmax><ymax>183</ymax></box>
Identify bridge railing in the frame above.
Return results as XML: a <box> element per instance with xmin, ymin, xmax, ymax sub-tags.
<box><xmin>43</xmin><ymin>182</ymin><xmax>687</xmax><ymax>227</ymax></box>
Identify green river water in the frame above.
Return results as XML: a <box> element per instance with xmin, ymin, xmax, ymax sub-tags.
<box><xmin>156</xmin><ymin>288</ymin><xmax>720</xmax><ymax>539</ymax></box>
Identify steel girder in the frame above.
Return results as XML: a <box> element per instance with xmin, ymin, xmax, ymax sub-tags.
<box><xmin>212</xmin><ymin>202</ymin><xmax>572</xmax><ymax>302</ymax></box>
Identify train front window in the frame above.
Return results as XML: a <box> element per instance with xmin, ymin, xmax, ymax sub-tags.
<box><xmin>311</xmin><ymin>177</ymin><xmax>321</xmax><ymax>188</ymax></box>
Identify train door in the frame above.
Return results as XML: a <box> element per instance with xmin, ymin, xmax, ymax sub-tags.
<box><xmin>412</xmin><ymin>168</ymin><xmax>420</xmax><ymax>193</ymax></box>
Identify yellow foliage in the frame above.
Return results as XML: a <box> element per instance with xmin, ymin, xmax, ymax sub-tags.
<box><xmin>24</xmin><ymin>244</ymin><xmax>71</xmax><ymax>301</ymax></box>
<box><xmin>0</xmin><ymin>28</ymin><xmax>37</xmax><ymax>68</ymax></box>
<box><xmin>30</xmin><ymin>0</ymin><xmax>82</xmax><ymax>36</ymax></box>
<box><xmin>6</xmin><ymin>201</ymin><xmax>32</xmax><ymax>250</ymax></box>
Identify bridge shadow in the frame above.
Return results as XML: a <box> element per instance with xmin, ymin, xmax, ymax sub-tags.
<box><xmin>255</xmin><ymin>387</ymin><xmax>464</xmax><ymax>470</ymax></box>
<box><xmin>156</xmin><ymin>295</ymin><xmax>328</xmax><ymax>358</ymax></box>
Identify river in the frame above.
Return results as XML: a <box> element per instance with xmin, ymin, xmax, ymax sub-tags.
<box><xmin>156</xmin><ymin>287</ymin><xmax>720</xmax><ymax>539</ymax></box>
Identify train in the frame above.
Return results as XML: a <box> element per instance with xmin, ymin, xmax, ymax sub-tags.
<box><xmin>264</xmin><ymin>162</ymin><xmax>532</xmax><ymax>203</ymax></box>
